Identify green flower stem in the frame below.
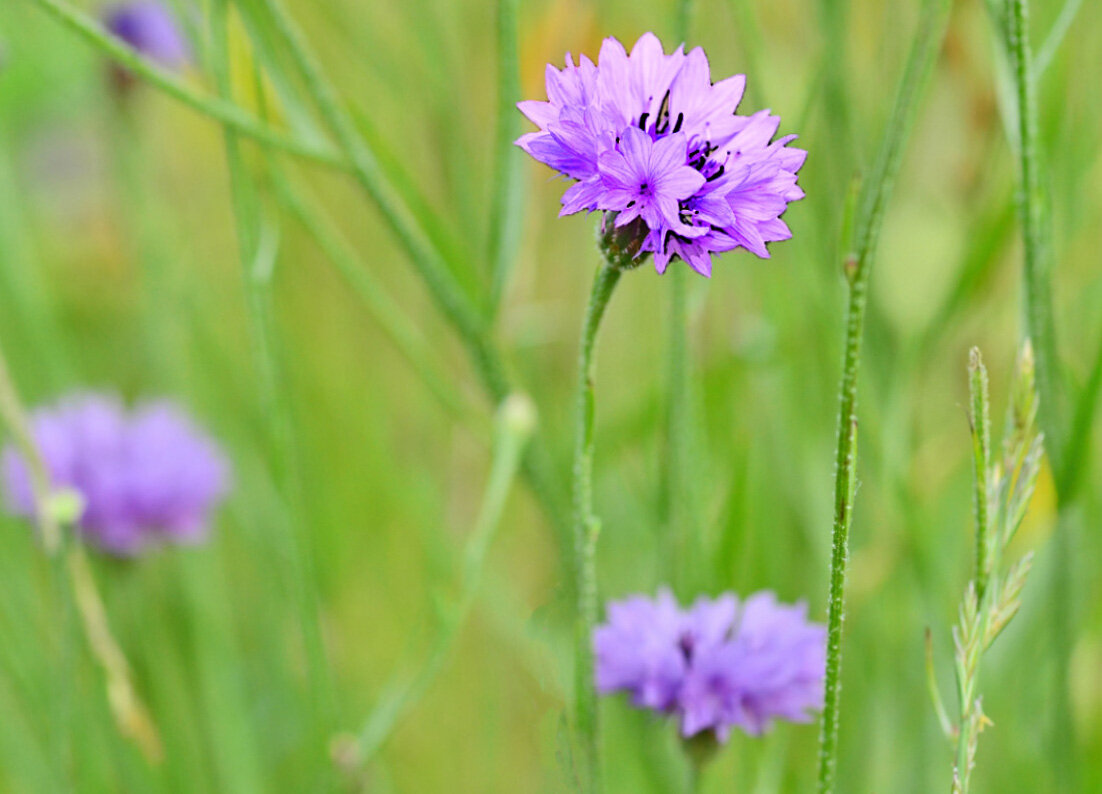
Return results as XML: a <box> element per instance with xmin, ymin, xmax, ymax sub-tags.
<box><xmin>208</xmin><ymin>0</ymin><xmax>336</xmax><ymax>741</ymax></box>
<box><xmin>25</xmin><ymin>0</ymin><xmax>347</xmax><ymax>170</ymax></box>
<box><xmin>683</xmin><ymin>733</ymin><xmax>719</xmax><ymax>794</ymax></box>
<box><xmin>815</xmin><ymin>2</ymin><xmax>951</xmax><ymax>791</ymax></box>
<box><xmin>572</xmin><ymin>261</ymin><xmax>622</xmax><ymax>794</ymax></box>
<box><xmin>349</xmin><ymin>395</ymin><xmax>536</xmax><ymax>769</ymax></box>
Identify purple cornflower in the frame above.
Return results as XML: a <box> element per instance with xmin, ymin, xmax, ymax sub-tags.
<box><xmin>594</xmin><ymin>589</ymin><xmax>825</xmax><ymax>740</ymax></box>
<box><xmin>103</xmin><ymin>2</ymin><xmax>190</xmax><ymax>69</ymax></box>
<box><xmin>1</xmin><ymin>393</ymin><xmax>230</xmax><ymax>556</ymax></box>
<box><xmin>517</xmin><ymin>33</ymin><xmax>805</xmax><ymax>276</ymax></box>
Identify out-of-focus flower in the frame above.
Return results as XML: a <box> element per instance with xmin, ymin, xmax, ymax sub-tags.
<box><xmin>1</xmin><ymin>393</ymin><xmax>230</xmax><ymax>556</ymax></box>
<box><xmin>595</xmin><ymin>589</ymin><xmax>825</xmax><ymax>740</ymax></box>
<box><xmin>517</xmin><ymin>33</ymin><xmax>805</xmax><ymax>277</ymax></box>
<box><xmin>102</xmin><ymin>2</ymin><xmax>190</xmax><ymax>69</ymax></box>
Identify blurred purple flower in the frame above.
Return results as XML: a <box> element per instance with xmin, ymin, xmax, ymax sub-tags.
<box><xmin>103</xmin><ymin>2</ymin><xmax>190</xmax><ymax>68</ymax></box>
<box><xmin>2</xmin><ymin>393</ymin><xmax>230</xmax><ymax>556</ymax></box>
<box><xmin>595</xmin><ymin>589</ymin><xmax>825</xmax><ymax>741</ymax></box>
<box><xmin>517</xmin><ymin>33</ymin><xmax>805</xmax><ymax>276</ymax></box>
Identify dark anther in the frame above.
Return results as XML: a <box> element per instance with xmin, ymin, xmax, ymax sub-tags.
<box><xmin>672</xmin><ymin>112</ymin><xmax>684</xmax><ymax>133</ymax></box>
<box><xmin>638</xmin><ymin>112</ymin><xmax>650</xmax><ymax>130</ymax></box>
<box><xmin>654</xmin><ymin>90</ymin><xmax>672</xmax><ymax>134</ymax></box>
<box><xmin>678</xmin><ymin>634</ymin><xmax>694</xmax><ymax>661</ymax></box>
<box><xmin>706</xmin><ymin>165</ymin><xmax>725</xmax><ymax>182</ymax></box>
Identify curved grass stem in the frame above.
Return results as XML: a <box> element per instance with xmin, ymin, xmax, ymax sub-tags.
<box><xmin>0</xmin><ymin>341</ymin><xmax>162</xmax><ymax>764</ymax></box>
<box><xmin>25</xmin><ymin>0</ymin><xmax>347</xmax><ymax>170</ymax></box>
<box><xmin>243</xmin><ymin>0</ymin><xmax>571</xmax><ymax>551</ymax></box>
<box><xmin>348</xmin><ymin>395</ymin><xmax>535</xmax><ymax>770</ymax></box>
<box><xmin>30</xmin><ymin>0</ymin><xmax>572</xmax><ymax>558</ymax></box>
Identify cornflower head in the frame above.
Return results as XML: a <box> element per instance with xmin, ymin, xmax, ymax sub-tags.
<box><xmin>595</xmin><ymin>588</ymin><xmax>826</xmax><ymax>741</ymax></box>
<box><xmin>1</xmin><ymin>392</ymin><xmax>230</xmax><ymax>556</ymax></box>
<box><xmin>517</xmin><ymin>33</ymin><xmax>805</xmax><ymax>276</ymax></box>
<box><xmin>102</xmin><ymin>2</ymin><xmax>190</xmax><ymax>70</ymax></box>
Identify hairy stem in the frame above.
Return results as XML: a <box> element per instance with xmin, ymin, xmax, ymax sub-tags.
<box><xmin>816</xmin><ymin>2</ymin><xmax>951</xmax><ymax>791</ymax></box>
<box><xmin>968</xmin><ymin>349</ymin><xmax>993</xmax><ymax>601</ymax></box>
<box><xmin>572</xmin><ymin>262</ymin><xmax>622</xmax><ymax>794</ymax></box>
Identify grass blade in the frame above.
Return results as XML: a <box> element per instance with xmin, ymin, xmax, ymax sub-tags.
<box><xmin>1005</xmin><ymin>0</ymin><xmax>1065</xmax><ymax>479</ymax></box>
<box><xmin>485</xmin><ymin>0</ymin><xmax>526</xmax><ymax>316</ymax></box>
<box><xmin>347</xmin><ymin>395</ymin><xmax>536</xmax><ymax>770</ymax></box>
<box><xmin>26</xmin><ymin>0</ymin><xmax>347</xmax><ymax>169</ymax></box>
<box><xmin>208</xmin><ymin>0</ymin><xmax>337</xmax><ymax>758</ymax></box>
<box><xmin>816</xmin><ymin>2</ymin><xmax>952</xmax><ymax>791</ymax></box>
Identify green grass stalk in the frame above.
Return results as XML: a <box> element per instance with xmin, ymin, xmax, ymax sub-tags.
<box><xmin>815</xmin><ymin>2</ymin><xmax>952</xmax><ymax>791</ymax></box>
<box><xmin>26</xmin><ymin>0</ymin><xmax>348</xmax><ymax>169</ymax></box>
<box><xmin>266</xmin><ymin>165</ymin><xmax>479</xmax><ymax>425</ymax></box>
<box><xmin>724</xmin><ymin>0</ymin><xmax>768</xmax><ymax>106</ymax></box>
<box><xmin>940</xmin><ymin>345</ymin><xmax>1041</xmax><ymax>793</ymax></box>
<box><xmin>0</xmin><ymin>341</ymin><xmax>162</xmax><ymax>765</ymax></box>
<box><xmin>248</xmin><ymin>0</ymin><xmax>483</xmax><ymax>350</ymax></box>
<box><xmin>485</xmin><ymin>0</ymin><xmax>525</xmax><ymax>316</ymax></box>
<box><xmin>1002</xmin><ymin>0</ymin><xmax>1076</xmax><ymax>785</ymax></box>
<box><xmin>348</xmin><ymin>394</ymin><xmax>536</xmax><ymax>771</ymax></box>
<box><xmin>208</xmin><ymin>0</ymin><xmax>337</xmax><ymax>745</ymax></box>
<box><xmin>1034</xmin><ymin>0</ymin><xmax>1084</xmax><ymax>79</ymax></box>
<box><xmin>29</xmin><ymin>0</ymin><xmax>572</xmax><ymax>554</ymax></box>
<box><xmin>1005</xmin><ymin>0</ymin><xmax>1064</xmax><ymax>479</ymax></box>
<box><xmin>244</xmin><ymin>0</ymin><xmax>571</xmax><ymax>549</ymax></box>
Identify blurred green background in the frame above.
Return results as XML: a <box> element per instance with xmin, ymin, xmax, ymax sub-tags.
<box><xmin>0</xmin><ymin>0</ymin><xmax>1100</xmax><ymax>791</ymax></box>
